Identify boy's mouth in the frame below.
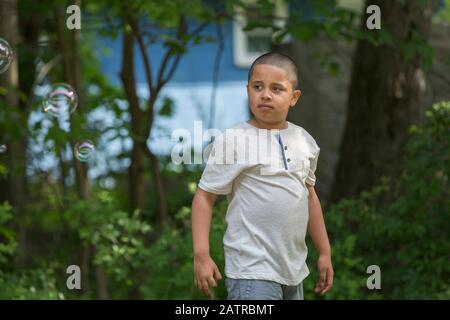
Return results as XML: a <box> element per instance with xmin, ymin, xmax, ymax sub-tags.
<box><xmin>257</xmin><ymin>104</ymin><xmax>274</xmax><ymax>110</ymax></box>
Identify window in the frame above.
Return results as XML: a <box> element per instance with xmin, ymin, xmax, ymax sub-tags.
<box><xmin>336</xmin><ymin>0</ymin><xmax>364</xmax><ymax>13</ymax></box>
<box><xmin>233</xmin><ymin>0</ymin><xmax>289</xmax><ymax>68</ymax></box>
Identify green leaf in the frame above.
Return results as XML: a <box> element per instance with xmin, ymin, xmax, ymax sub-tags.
<box><xmin>158</xmin><ymin>97</ymin><xmax>173</xmax><ymax>117</ymax></box>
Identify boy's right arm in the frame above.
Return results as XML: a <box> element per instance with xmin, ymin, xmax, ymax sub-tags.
<box><xmin>192</xmin><ymin>187</ymin><xmax>222</xmax><ymax>299</ymax></box>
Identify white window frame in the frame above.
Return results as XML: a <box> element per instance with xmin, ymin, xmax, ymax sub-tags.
<box><xmin>233</xmin><ymin>0</ymin><xmax>289</xmax><ymax>68</ymax></box>
<box><xmin>336</xmin><ymin>0</ymin><xmax>364</xmax><ymax>13</ymax></box>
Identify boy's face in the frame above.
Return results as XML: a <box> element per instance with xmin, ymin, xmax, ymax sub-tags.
<box><xmin>247</xmin><ymin>64</ymin><xmax>301</xmax><ymax>128</ymax></box>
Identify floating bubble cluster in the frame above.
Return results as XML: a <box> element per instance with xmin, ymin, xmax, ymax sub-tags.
<box><xmin>74</xmin><ymin>140</ymin><xmax>95</xmax><ymax>162</ymax></box>
<box><xmin>42</xmin><ymin>83</ymin><xmax>78</xmax><ymax>117</ymax></box>
<box><xmin>1</xmin><ymin>35</ymin><xmax>99</xmax><ymax>169</ymax></box>
<box><xmin>0</xmin><ymin>38</ymin><xmax>13</xmax><ymax>74</ymax></box>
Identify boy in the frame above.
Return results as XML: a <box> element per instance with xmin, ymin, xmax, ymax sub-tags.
<box><xmin>191</xmin><ymin>52</ymin><xmax>333</xmax><ymax>300</ymax></box>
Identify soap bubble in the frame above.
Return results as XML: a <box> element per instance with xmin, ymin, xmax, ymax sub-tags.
<box><xmin>42</xmin><ymin>83</ymin><xmax>78</xmax><ymax>117</ymax></box>
<box><xmin>74</xmin><ymin>140</ymin><xmax>95</xmax><ymax>162</ymax></box>
<box><xmin>0</xmin><ymin>38</ymin><xmax>13</xmax><ymax>74</ymax></box>
<box><xmin>0</xmin><ymin>144</ymin><xmax>6</xmax><ymax>153</ymax></box>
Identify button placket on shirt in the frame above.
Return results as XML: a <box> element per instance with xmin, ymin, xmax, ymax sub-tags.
<box><xmin>276</xmin><ymin>133</ymin><xmax>289</xmax><ymax>170</ymax></box>
<box><xmin>283</xmin><ymin>144</ymin><xmax>291</xmax><ymax>166</ymax></box>
<box><xmin>280</xmin><ymin>137</ymin><xmax>292</xmax><ymax>170</ymax></box>
<box><xmin>285</xmin><ymin>141</ymin><xmax>307</xmax><ymax>177</ymax></box>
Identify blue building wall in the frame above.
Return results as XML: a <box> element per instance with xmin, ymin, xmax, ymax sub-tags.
<box><xmin>92</xmin><ymin>0</ymin><xmax>324</xmax><ymax>157</ymax></box>
<box><xmin>95</xmin><ymin>18</ymin><xmax>253</xmax><ymax>156</ymax></box>
<box><xmin>98</xmin><ymin>20</ymin><xmax>248</xmax><ymax>86</ymax></box>
<box><xmin>96</xmin><ymin>0</ymin><xmax>321</xmax><ymax>86</ymax></box>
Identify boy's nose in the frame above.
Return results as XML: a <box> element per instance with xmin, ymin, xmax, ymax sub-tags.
<box><xmin>261</xmin><ymin>89</ymin><xmax>272</xmax><ymax>100</ymax></box>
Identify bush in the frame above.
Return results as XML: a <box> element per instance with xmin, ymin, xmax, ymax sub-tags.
<box><xmin>134</xmin><ymin>101</ymin><xmax>449</xmax><ymax>300</ymax></box>
<box><xmin>138</xmin><ymin>198</ymin><xmax>228</xmax><ymax>299</ymax></box>
<box><xmin>62</xmin><ymin>190</ymin><xmax>152</xmax><ymax>299</ymax></box>
<box><xmin>0</xmin><ymin>202</ymin><xmax>65</xmax><ymax>299</ymax></box>
<box><xmin>307</xmin><ymin>101</ymin><xmax>450</xmax><ymax>299</ymax></box>
<box><xmin>1</xmin><ymin>102</ymin><xmax>447</xmax><ymax>299</ymax></box>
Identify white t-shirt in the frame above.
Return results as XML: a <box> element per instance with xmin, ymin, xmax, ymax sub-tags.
<box><xmin>198</xmin><ymin>120</ymin><xmax>320</xmax><ymax>286</ymax></box>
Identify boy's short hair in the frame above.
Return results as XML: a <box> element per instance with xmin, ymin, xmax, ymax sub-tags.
<box><xmin>247</xmin><ymin>52</ymin><xmax>299</xmax><ymax>90</ymax></box>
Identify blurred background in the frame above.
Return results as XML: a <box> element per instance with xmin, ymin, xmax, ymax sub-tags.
<box><xmin>0</xmin><ymin>0</ymin><xmax>448</xmax><ymax>299</ymax></box>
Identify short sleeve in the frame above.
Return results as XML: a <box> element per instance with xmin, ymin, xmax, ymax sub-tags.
<box><xmin>305</xmin><ymin>147</ymin><xmax>320</xmax><ymax>187</ymax></box>
<box><xmin>198</xmin><ymin>134</ymin><xmax>246</xmax><ymax>195</ymax></box>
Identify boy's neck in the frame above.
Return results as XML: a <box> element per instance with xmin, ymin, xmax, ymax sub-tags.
<box><xmin>248</xmin><ymin>118</ymin><xmax>288</xmax><ymax>130</ymax></box>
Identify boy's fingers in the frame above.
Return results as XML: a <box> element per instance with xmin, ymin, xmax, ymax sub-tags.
<box><xmin>314</xmin><ymin>269</ymin><xmax>328</xmax><ymax>293</ymax></box>
<box><xmin>321</xmin><ymin>285</ymin><xmax>332</xmax><ymax>294</ymax></box>
<box><xmin>320</xmin><ymin>283</ymin><xmax>332</xmax><ymax>295</ymax></box>
<box><xmin>208</xmin><ymin>276</ymin><xmax>217</xmax><ymax>288</ymax></box>
<box><xmin>319</xmin><ymin>270</ymin><xmax>326</xmax><ymax>286</ymax></box>
<box><xmin>320</xmin><ymin>269</ymin><xmax>334</xmax><ymax>294</ymax></box>
<box><xmin>214</xmin><ymin>267</ymin><xmax>222</xmax><ymax>281</ymax></box>
<box><xmin>201</xmin><ymin>280</ymin><xmax>210</xmax><ymax>296</ymax></box>
<box><xmin>320</xmin><ymin>268</ymin><xmax>327</xmax><ymax>280</ymax></box>
<box><xmin>314</xmin><ymin>282</ymin><xmax>322</xmax><ymax>292</ymax></box>
<box><xmin>327</xmin><ymin>269</ymin><xmax>334</xmax><ymax>286</ymax></box>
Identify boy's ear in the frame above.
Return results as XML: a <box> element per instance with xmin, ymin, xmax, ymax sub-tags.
<box><xmin>290</xmin><ymin>89</ymin><xmax>302</xmax><ymax>107</ymax></box>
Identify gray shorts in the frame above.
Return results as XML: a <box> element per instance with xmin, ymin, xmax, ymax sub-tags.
<box><xmin>225</xmin><ymin>278</ymin><xmax>304</xmax><ymax>300</ymax></box>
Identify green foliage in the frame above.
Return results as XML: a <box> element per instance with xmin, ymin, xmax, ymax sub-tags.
<box><xmin>63</xmin><ymin>191</ymin><xmax>152</xmax><ymax>295</ymax></box>
<box><xmin>158</xmin><ymin>96</ymin><xmax>174</xmax><ymax>117</ymax></box>
<box><xmin>124</xmin><ymin>100</ymin><xmax>449</xmax><ymax>300</ymax></box>
<box><xmin>398</xmin><ymin>30</ymin><xmax>433</xmax><ymax>69</ymax></box>
<box><xmin>0</xmin><ymin>268</ymin><xmax>65</xmax><ymax>300</ymax></box>
<box><xmin>1</xmin><ymin>102</ymin><xmax>448</xmax><ymax>299</ymax></box>
<box><xmin>0</xmin><ymin>202</ymin><xmax>17</xmax><ymax>265</ymax></box>
<box><xmin>139</xmin><ymin>192</ymin><xmax>228</xmax><ymax>299</ymax></box>
<box><xmin>436</xmin><ymin>0</ymin><xmax>450</xmax><ymax>23</ymax></box>
<box><xmin>0</xmin><ymin>202</ymin><xmax>65</xmax><ymax>299</ymax></box>
<box><xmin>305</xmin><ymin>101</ymin><xmax>450</xmax><ymax>299</ymax></box>
<box><xmin>305</xmin><ymin>180</ymin><xmax>388</xmax><ymax>300</ymax></box>
<box><xmin>2</xmin><ymin>0</ymin><xmax>449</xmax><ymax>301</ymax></box>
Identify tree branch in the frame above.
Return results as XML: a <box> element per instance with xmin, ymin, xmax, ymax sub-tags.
<box><xmin>429</xmin><ymin>69</ymin><xmax>450</xmax><ymax>88</ymax></box>
<box><xmin>208</xmin><ymin>19</ymin><xmax>225</xmax><ymax>129</ymax></box>
<box><xmin>157</xmin><ymin>18</ymin><xmax>213</xmax><ymax>90</ymax></box>
<box><xmin>156</xmin><ymin>15</ymin><xmax>187</xmax><ymax>90</ymax></box>
<box><xmin>129</xmin><ymin>19</ymin><xmax>155</xmax><ymax>95</ymax></box>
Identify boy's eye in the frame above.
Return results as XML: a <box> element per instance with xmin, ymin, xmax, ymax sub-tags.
<box><xmin>273</xmin><ymin>87</ymin><xmax>283</xmax><ymax>92</ymax></box>
<box><xmin>253</xmin><ymin>85</ymin><xmax>262</xmax><ymax>90</ymax></box>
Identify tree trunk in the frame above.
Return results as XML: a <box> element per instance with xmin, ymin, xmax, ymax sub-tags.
<box><xmin>146</xmin><ymin>146</ymin><xmax>167</xmax><ymax>226</ymax></box>
<box><xmin>80</xmin><ymin>244</ymin><xmax>91</xmax><ymax>295</ymax></box>
<box><xmin>58</xmin><ymin>146</ymin><xmax>68</xmax><ymax>197</ymax></box>
<box><xmin>119</xmin><ymin>31</ymin><xmax>147</xmax><ymax>215</ymax></box>
<box><xmin>144</xmin><ymin>92</ymin><xmax>168</xmax><ymax>227</ymax></box>
<box><xmin>69</xmin><ymin>3</ymin><xmax>90</xmax><ymax>200</ymax></box>
<box><xmin>0</xmin><ymin>0</ymin><xmax>29</xmax><ymax>264</ymax></box>
<box><xmin>330</xmin><ymin>0</ymin><xmax>433</xmax><ymax>203</ymax></box>
<box><xmin>94</xmin><ymin>263</ymin><xmax>110</xmax><ymax>300</ymax></box>
<box><xmin>55</xmin><ymin>3</ymin><xmax>109</xmax><ymax>300</ymax></box>
<box><xmin>55</xmin><ymin>5</ymin><xmax>90</xmax><ymax>200</ymax></box>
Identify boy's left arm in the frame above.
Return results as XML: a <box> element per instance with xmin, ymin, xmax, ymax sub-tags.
<box><xmin>306</xmin><ymin>184</ymin><xmax>334</xmax><ymax>295</ymax></box>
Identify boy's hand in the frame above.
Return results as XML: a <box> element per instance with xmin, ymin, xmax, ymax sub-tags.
<box><xmin>315</xmin><ymin>254</ymin><xmax>333</xmax><ymax>295</ymax></box>
<box><xmin>194</xmin><ymin>254</ymin><xmax>222</xmax><ymax>300</ymax></box>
